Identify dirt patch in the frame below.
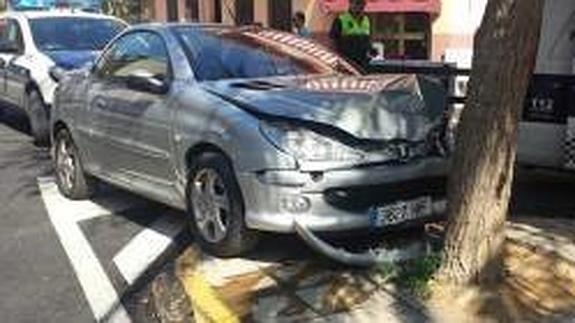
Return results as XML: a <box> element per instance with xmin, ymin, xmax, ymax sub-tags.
<box><xmin>429</xmin><ymin>217</ymin><xmax>575</xmax><ymax>322</ymax></box>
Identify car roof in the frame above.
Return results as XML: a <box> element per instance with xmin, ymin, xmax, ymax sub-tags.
<box><xmin>3</xmin><ymin>9</ymin><xmax>120</xmax><ymax>21</ymax></box>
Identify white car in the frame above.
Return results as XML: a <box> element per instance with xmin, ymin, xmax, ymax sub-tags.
<box><xmin>0</xmin><ymin>9</ymin><xmax>126</xmax><ymax>145</ymax></box>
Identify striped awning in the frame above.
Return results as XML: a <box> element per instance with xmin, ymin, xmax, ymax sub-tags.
<box><xmin>321</xmin><ymin>0</ymin><xmax>441</xmax><ymax>14</ymax></box>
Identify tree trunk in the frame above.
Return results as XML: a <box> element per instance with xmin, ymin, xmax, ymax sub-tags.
<box><xmin>437</xmin><ymin>0</ymin><xmax>544</xmax><ymax>285</ymax></box>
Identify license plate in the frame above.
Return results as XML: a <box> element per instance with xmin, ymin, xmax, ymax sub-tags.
<box><xmin>370</xmin><ymin>196</ymin><xmax>433</xmax><ymax>227</ymax></box>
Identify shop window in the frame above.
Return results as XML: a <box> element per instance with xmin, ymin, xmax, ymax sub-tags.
<box><xmin>235</xmin><ymin>0</ymin><xmax>254</xmax><ymax>25</ymax></box>
<box><xmin>167</xmin><ymin>0</ymin><xmax>178</xmax><ymax>22</ymax></box>
<box><xmin>186</xmin><ymin>0</ymin><xmax>199</xmax><ymax>21</ymax></box>
<box><xmin>269</xmin><ymin>0</ymin><xmax>292</xmax><ymax>31</ymax></box>
<box><xmin>215</xmin><ymin>0</ymin><xmax>222</xmax><ymax>23</ymax></box>
<box><xmin>373</xmin><ymin>13</ymin><xmax>430</xmax><ymax>60</ymax></box>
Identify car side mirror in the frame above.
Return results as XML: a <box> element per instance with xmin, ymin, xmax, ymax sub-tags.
<box><xmin>49</xmin><ymin>66</ymin><xmax>65</xmax><ymax>82</ymax></box>
<box><xmin>0</xmin><ymin>40</ymin><xmax>20</xmax><ymax>54</ymax></box>
<box><xmin>124</xmin><ymin>70</ymin><xmax>169</xmax><ymax>95</ymax></box>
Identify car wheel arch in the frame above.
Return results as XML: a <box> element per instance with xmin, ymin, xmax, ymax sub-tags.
<box><xmin>52</xmin><ymin>120</ymin><xmax>68</xmax><ymax>138</ymax></box>
<box><xmin>185</xmin><ymin>143</ymin><xmax>231</xmax><ymax>173</ymax></box>
<box><xmin>25</xmin><ymin>82</ymin><xmax>44</xmax><ymax>102</ymax></box>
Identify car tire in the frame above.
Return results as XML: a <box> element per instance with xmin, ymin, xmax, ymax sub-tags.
<box><xmin>186</xmin><ymin>152</ymin><xmax>259</xmax><ymax>257</ymax></box>
<box><xmin>54</xmin><ymin>129</ymin><xmax>97</xmax><ymax>200</ymax></box>
<box><xmin>27</xmin><ymin>90</ymin><xmax>50</xmax><ymax>147</ymax></box>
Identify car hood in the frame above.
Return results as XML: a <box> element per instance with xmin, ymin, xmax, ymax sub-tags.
<box><xmin>43</xmin><ymin>50</ymin><xmax>99</xmax><ymax>70</ymax></box>
<box><xmin>202</xmin><ymin>74</ymin><xmax>447</xmax><ymax>142</ymax></box>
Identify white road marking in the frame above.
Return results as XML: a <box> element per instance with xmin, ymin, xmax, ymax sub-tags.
<box><xmin>37</xmin><ymin>177</ymin><xmax>147</xmax><ymax>222</ymax></box>
<box><xmin>38</xmin><ymin>177</ymin><xmax>131</xmax><ymax>322</ymax></box>
<box><xmin>113</xmin><ymin>216</ymin><xmax>185</xmax><ymax>285</ymax></box>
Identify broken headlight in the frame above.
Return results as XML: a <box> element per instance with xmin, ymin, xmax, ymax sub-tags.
<box><xmin>260</xmin><ymin>122</ymin><xmax>365</xmax><ymax>162</ymax></box>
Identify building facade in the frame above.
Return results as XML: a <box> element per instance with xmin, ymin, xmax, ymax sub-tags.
<box><xmin>143</xmin><ymin>0</ymin><xmax>442</xmax><ymax>59</ymax></box>
<box><xmin>134</xmin><ymin>0</ymin><xmax>575</xmax><ymax>70</ymax></box>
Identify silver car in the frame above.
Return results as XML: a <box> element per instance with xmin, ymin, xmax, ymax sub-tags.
<box><xmin>51</xmin><ymin>24</ymin><xmax>450</xmax><ymax>257</ymax></box>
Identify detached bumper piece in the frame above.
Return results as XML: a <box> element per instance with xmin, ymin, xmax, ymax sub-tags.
<box><xmin>294</xmin><ymin>219</ymin><xmax>431</xmax><ymax>267</ymax></box>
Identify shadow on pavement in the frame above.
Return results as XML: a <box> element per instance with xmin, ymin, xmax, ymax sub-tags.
<box><xmin>511</xmin><ymin>168</ymin><xmax>575</xmax><ymax>219</ymax></box>
<box><xmin>0</xmin><ymin>104</ymin><xmax>32</xmax><ymax>137</ymax></box>
<box><xmin>0</xmin><ymin>105</ymin><xmax>51</xmax><ymax>200</ymax></box>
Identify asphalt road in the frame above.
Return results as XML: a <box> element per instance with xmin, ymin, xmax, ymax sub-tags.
<box><xmin>0</xmin><ymin>105</ymin><xmax>180</xmax><ymax>323</ymax></box>
<box><xmin>0</xmin><ymin>105</ymin><xmax>94</xmax><ymax>322</ymax></box>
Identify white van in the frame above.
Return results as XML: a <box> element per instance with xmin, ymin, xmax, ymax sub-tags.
<box><xmin>517</xmin><ymin>0</ymin><xmax>575</xmax><ymax>171</ymax></box>
<box><xmin>440</xmin><ymin>1</ymin><xmax>575</xmax><ymax>172</ymax></box>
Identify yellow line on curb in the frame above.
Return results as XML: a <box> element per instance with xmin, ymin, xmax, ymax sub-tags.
<box><xmin>181</xmin><ymin>271</ymin><xmax>240</xmax><ymax>323</ymax></box>
<box><xmin>176</xmin><ymin>248</ymin><xmax>240</xmax><ymax>323</ymax></box>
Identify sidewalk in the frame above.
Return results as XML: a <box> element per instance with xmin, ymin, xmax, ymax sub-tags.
<box><xmin>150</xmin><ymin>216</ymin><xmax>575</xmax><ymax>323</ymax></box>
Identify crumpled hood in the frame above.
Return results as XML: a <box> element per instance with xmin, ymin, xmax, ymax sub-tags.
<box><xmin>43</xmin><ymin>50</ymin><xmax>99</xmax><ymax>70</ymax></box>
<box><xmin>202</xmin><ymin>74</ymin><xmax>447</xmax><ymax>142</ymax></box>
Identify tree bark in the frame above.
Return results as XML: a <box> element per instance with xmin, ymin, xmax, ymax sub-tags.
<box><xmin>437</xmin><ymin>0</ymin><xmax>544</xmax><ymax>285</ymax></box>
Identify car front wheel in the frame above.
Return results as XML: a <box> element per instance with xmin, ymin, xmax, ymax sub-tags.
<box><xmin>54</xmin><ymin>129</ymin><xmax>96</xmax><ymax>200</ymax></box>
<box><xmin>187</xmin><ymin>152</ymin><xmax>259</xmax><ymax>257</ymax></box>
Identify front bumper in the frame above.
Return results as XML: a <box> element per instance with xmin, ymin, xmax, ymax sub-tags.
<box><xmin>237</xmin><ymin>157</ymin><xmax>448</xmax><ymax>233</ymax></box>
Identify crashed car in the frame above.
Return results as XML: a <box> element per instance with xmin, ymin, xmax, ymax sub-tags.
<box><xmin>51</xmin><ymin>24</ymin><xmax>450</xmax><ymax>260</ymax></box>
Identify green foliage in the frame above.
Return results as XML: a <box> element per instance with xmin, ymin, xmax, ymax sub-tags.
<box><xmin>376</xmin><ymin>253</ymin><xmax>442</xmax><ymax>299</ymax></box>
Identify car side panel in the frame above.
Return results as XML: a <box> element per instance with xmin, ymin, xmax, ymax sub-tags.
<box><xmin>5</xmin><ymin>56</ymin><xmax>30</xmax><ymax>107</ymax></box>
<box><xmin>52</xmin><ymin>70</ymin><xmax>94</xmax><ymax>168</ymax></box>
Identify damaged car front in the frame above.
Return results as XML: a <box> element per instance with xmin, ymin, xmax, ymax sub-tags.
<box><xmin>206</xmin><ymin>74</ymin><xmax>450</xmax><ymax>234</ymax></box>
<box><xmin>171</xmin><ymin>26</ymin><xmax>454</xmax><ymax>261</ymax></box>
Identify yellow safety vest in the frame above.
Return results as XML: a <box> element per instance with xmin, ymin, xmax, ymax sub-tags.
<box><xmin>338</xmin><ymin>12</ymin><xmax>370</xmax><ymax>36</ymax></box>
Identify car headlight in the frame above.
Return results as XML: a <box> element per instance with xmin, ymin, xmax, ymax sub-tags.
<box><xmin>260</xmin><ymin>122</ymin><xmax>365</xmax><ymax>162</ymax></box>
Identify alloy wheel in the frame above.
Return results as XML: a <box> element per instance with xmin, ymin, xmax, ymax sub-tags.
<box><xmin>191</xmin><ymin>168</ymin><xmax>231</xmax><ymax>243</ymax></box>
<box><xmin>55</xmin><ymin>136</ymin><xmax>76</xmax><ymax>193</ymax></box>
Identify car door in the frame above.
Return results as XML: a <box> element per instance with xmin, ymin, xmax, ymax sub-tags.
<box><xmin>4</xmin><ymin>18</ymin><xmax>27</xmax><ymax>108</ymax></box>
<box><xmin>0</xmin><ymin>18</ymin><xmax>8</xmax><ymax>99</ymax></box>
<box><xmin>84</xmin><ymin>31</ymin><xmax>175</xmax><ymax>192</ymax></box>
<box><xmin>0</xmin><ymin>18</ymin><xmax>24</xmax><ymax>106</ymax></box>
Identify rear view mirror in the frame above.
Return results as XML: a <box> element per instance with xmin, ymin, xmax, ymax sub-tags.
<box><xmin>124</xmin><ymin>70</ymin><xmax>169</xmax><ymax>95</ymax></box>
<box><xmin>0</xmin><ymin>40</ymin><xmax>20</xmax><ymax>54</ymax></box>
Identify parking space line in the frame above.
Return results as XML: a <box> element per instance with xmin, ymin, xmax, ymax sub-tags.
<box><xmin>37</xmin><ymin>177</ymin><xmax>145</xmax><ymax>223</ymax></box>
<box><xmin>113</xmin><ymin>216</ymin><xmax>185</xmax><ymax>285</ymax></box>
<box><xmin>38</xmin><ymin>177</ymin><xmax>131</xmax><ymax>322</ymax></box>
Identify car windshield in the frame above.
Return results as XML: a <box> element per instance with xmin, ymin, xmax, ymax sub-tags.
<box><xmin>172</xmin><ymin>26</ymin><xmax>359</xmax><ymax>81</ymax></box>
<box><xmin>30</xmin><ymin>17</ymin><xmax>125</xmax><ymax>51</ymax></box>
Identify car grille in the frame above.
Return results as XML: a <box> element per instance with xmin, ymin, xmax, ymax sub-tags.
<box><xmin>323</xmin><ymin>177</ymin><xmax>447</xmax><ymax>212</ymax></box>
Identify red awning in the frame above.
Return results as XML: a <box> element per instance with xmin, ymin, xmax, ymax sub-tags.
<box><xmin>321</xmin><ymin>0</ymin><xmax>441</xmax><ymax>14</ymax></box>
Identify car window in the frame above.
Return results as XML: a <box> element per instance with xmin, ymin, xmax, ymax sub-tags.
<box><xmin>0</xmin><ymin>19</ymin><xmax>8</xmax><ymax>47</ymax></box>
<box><xmin>95</xmin><ymin>31</ymin><xmax>170</xmax><ymax>82</ymax></box>
<box><xmin>0</xmin><ymin>19</ymin><xmax>24</xmax><ymax>53</ymax></box>
<box><xmin>172</xmin><ymin>26</ymin><xmax>359</xmax><ymax>81</ymax></box>
<box><xmin>29</xmin><ymin>17</ymin><xmax>125</xmax><ymax>52</ymax></box>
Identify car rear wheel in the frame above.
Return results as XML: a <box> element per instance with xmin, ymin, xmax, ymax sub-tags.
<box><xmin>187</xmin><ymin>152</ymin><xmax>259</xmax><ymax>257</ymax></box>
<box><xmin>27</xmin><ymin>90</ymin><xmax>50</xmax><ymax>147</ymax></box>
<box><xmin>54</xmin><ymin>129</ymin><xmax>96</xmax><ymax>200</ymax></box>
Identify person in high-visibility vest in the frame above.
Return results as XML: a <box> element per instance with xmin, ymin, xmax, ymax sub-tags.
<box><xmin>329</xmin><ymin>0</ymin><xmax>372</xmax><ymax>68</ymax></box>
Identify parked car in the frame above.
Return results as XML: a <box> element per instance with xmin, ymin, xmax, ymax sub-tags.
<box><xmin>51</xmin><ymin>24</ymin><xmax>451</xmax><ymax>257</ymax></box>
<box><xmin>0</xmin><ymin>9</ymin><xmax>126</xmax><ymax>145</ymax></box>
